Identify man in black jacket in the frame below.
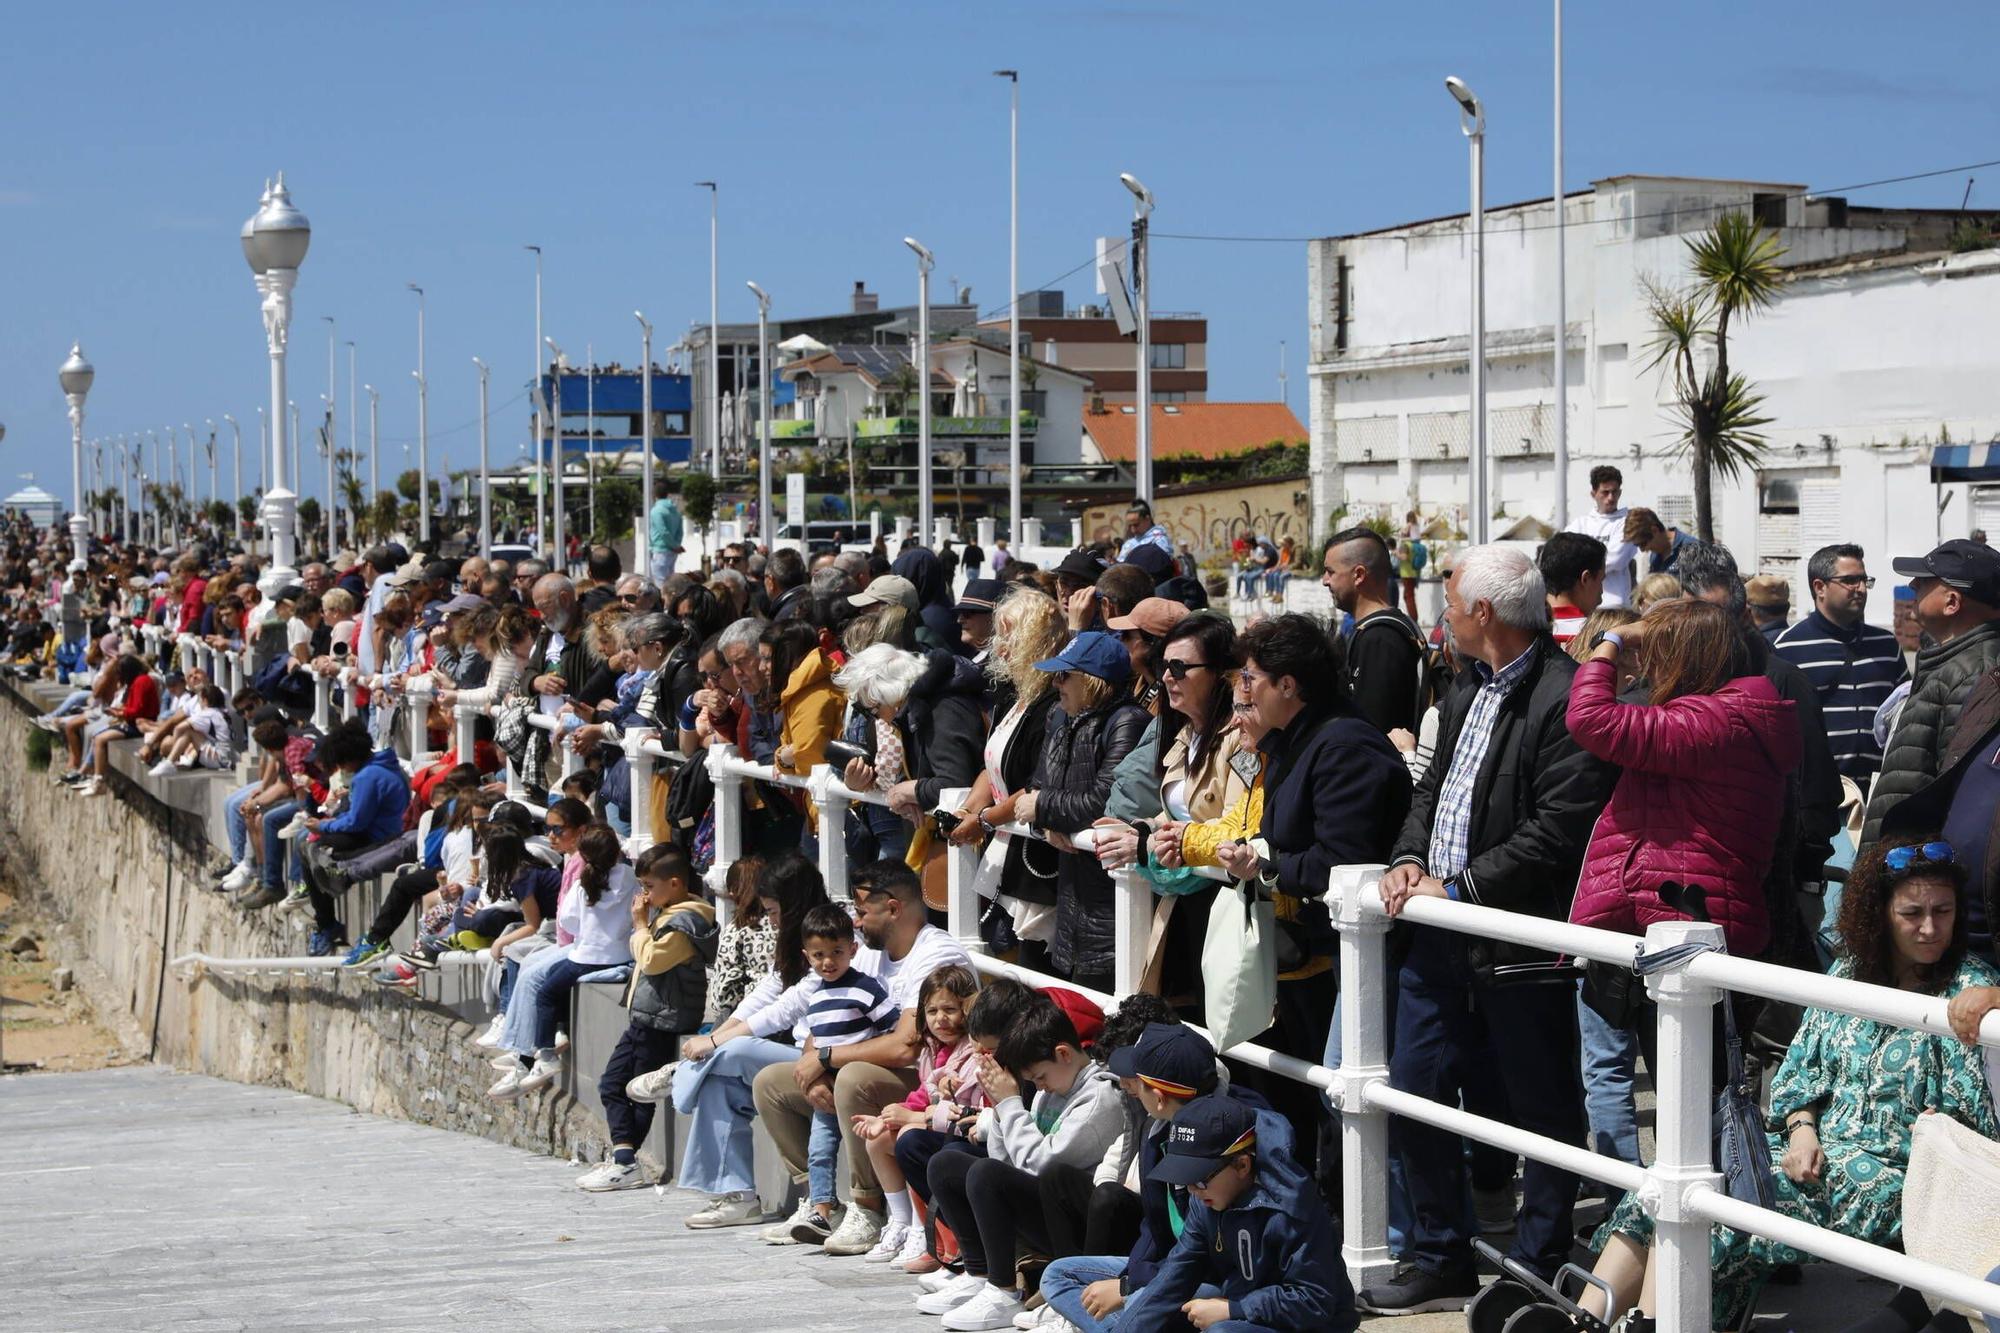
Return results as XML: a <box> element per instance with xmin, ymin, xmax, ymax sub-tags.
<box><xmin>1361</xmin><ymin>544</ymin><xmax>1613</xmax><ymax>1316</ymax></box>
<box><xmin>1321</xmin><ymin>526</ymin><xmax>1426</xmax><ymax>736</ymax></box>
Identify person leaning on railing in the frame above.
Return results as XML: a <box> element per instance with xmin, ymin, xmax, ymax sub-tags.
<box><xmin>1585</xmin><ymin>837</ymin><xmax>2000</xmax><ymax>1331</ymax></box>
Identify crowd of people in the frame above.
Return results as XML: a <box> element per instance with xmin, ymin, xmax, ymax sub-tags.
<box><xmin>4</xmin><ymin>462</ymin><xmax>2000</xmax><ymax>1331</ymax></box>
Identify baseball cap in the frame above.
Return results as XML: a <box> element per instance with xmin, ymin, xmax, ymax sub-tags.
<box><xmin>1149</xmin><ymin>1094</ymin><xmax>1259</xmax><ymax>1187</ymax></box>
<box><xmin>1744</xmin><ymin>574</ymin><xmax>1790</xmax><ymax>610</ymax></box>
<box><xmin>955</xmin><ymin>578</ymin><xmax>1003</xmax><ymax>614</ymax></box>
<box><xmin>274</xmin><ymin>584</ymin><xmax>307</xmax><ymax>605</ymax></box>
<box><xmin>1105</xmin><ymin>597</ymin><xmax>1190</xmax><ymax>638</ymax></box>
<box><xmin>1054</xmin><ymin>548</ymin><xmax>1109</xmax><ymax>585</ymax></box>
<box><xmin>439</xmin><ymin>592</ymin><xmax>487</xmax><ymax>617</ymax></box>
<box><xmin>1156</xmin><ymin>575</ymin><xmax>1209</xmax><ymax>611</ymax></box>
<box><xmin>1032</xmin><ymin>629</ymin><xmax>1132</xmax><ymax>684</ymax></box>
<box><xmin>849</xmin><ymin>574</ymin><xmax>920</xmax><ymax>611</ymax></box>
<box><xmin>1120</xmin><ymin>542</ymin><xmax>1175</xmax><ymax>582</ymax></box>
<box><xmin>1107</xmin><ymin>1022</ymin><xmax>1216</xmax><ymax>1098</ymax></box>
<box><xmin>1893</xmin><ymin>539</ymin><xmax>2000</xmax><ymax>605</ymax></box>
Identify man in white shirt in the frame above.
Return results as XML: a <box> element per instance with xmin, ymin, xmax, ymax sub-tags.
<box><xmin>751</xmin><ymin>859</ymin><xmax>972</xmax><ymax>1257</ymax></box>
<box><xmin>1564</xmin><ymin>465</ymin><xmax>1638</xmax><ymax>606</ymax></box>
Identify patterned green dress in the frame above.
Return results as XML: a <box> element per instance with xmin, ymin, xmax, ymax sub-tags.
<box><xmin>1597</xmin><ymin>954</ymin><xmax>2000</xmax><ymax>1323</ymax></box>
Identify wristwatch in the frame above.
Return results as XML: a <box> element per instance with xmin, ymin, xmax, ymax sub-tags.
<box><xmin>818</xmin><ymin>1044</ymin><xmax>836</xmax><ymax>1074</ymax></box>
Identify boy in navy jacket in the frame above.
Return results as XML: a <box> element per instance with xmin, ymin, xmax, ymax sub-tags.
<box><xmin>1120</xmin><ymin>1096</ymin><xmax>1355</xmax><ymax>1333</ymax></box>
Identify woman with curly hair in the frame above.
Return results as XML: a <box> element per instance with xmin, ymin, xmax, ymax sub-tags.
<box><xmin>1585</xmin><ymin>836</ymin><xmax>2000</xmax><ymax>1328</ymax></box>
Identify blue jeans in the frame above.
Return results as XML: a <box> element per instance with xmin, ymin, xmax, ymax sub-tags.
<box><xmin>671</xmin><ymin>1037</ymin><xmax>798</xmax><ymax>1196</ymax></box>
<box><xmin>259</xmin><ymin>800</ymin><xmax>302</xmax><ymax>890</ymax></box>
<box><xmin>1041</xmin><ymin>1254</ymin><xmax>1128</xmax><ymax>1333</ymax></box>
<box><xmin>1576</xmin><ymin>982</ymin><xmax>1643</xmax><ymax>1169</ymax></box>
<box><xmin>222</xmin><ymin>780</ymin><xmax>260</xmax><ymax>863</ymax></box>
<box><xmin>499</xmin><ymin>944</ymin><xmax>575</xmax><ymax>1055</ymax></box>
<box><xmin>807</xmin><ymin>1109</ymin><xmax>841</xmax><ymax>1204</ymax></box>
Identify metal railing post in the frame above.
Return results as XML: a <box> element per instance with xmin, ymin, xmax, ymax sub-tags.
<box><xmin>1330</xmin><ymin>863</ymin><xmax>1398</xmax><ymax>1293</ymax></box>
<box><xmin>1643</xmin><ymin>918</ymin><xmax>1725</xmax><ymax>1331</ymax></box>
<box><xmin>706</xmin><ymin>744</ymin><xmax>745</xmax><ymax>925</ymax></box>
<box><xmin>946</xmin><ymin>835</ymin><xmax>983</xmax><ymax>959</ymax></box>
<box><xmin>311</xmin><ymin>673</ymin><xmax>332</xmax><ymax>731</ymax></box>
<box><xmin>503</xmin><ymin>749</ymin><xmax>528</xmax><ymax>804</ymax></box>
<box><xmin>404</xmin><ymin>676</ymin><xmax>434</xmax><ymax>767</ymax></box>
<box><xmin>809</xmin><ymin>764</ymin><xmax>850</xmax><ymax>901</ymax></box>
<box><xmin>453</xmin><ymin>700</ymin><xmax>477</xmax><ymax>763</ymax></box>
<box><xmin>338</xmin><ymin>667</ymin><xmax>356</xmax><ymax>721</ymax></box>
<box><xmin>626</xmin><ymin>730</ymin><xmax>657</xmax><ymax>855</ymax></box>
<box><xmin>1111</xmin><ymin>864</ymin><xmax>1151</xmax><ymax>997</ymax></box>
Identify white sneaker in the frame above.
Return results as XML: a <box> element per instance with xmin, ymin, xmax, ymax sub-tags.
<box><xmin>148</xmin><ymin>759</ymin><xmax>177</xmax><ymax>777</ymax></box>
<box><xmin>577</xmin><ymin>1160</ymin><xmax>648</xmax><ymax>1192</ymax></box>
<box><xmin>517</xmin><ymin>1054</ymin><xmax>562</xmax><ymax>1093</ymax></box>
<box><xmin>78</xmin><ymin>776</ymin><xmax>105</xmax><ymax>797</ymax></box>
<box><xmin>1017</xmin><ymin>1306</ymin><xmax>1077</xmax><ymax>1331</ymax></box>
<box><xmin>624</xmin><ymin>1063</ymin><xmax>676</xmax><ymax>1102</ymax></box>
<box><xmin>917</xmin><ymin>1266</ymin><xmax>965</xmax><ymax>1294</ymax></box>
<box><xmin>175</xmin><ymin>751</ymin><xmax>197</xmax><ymax>769</ymax></box>
<box><xmin>554</xmin><ymin>1028</ymin><xmax>569</xmax><ymax>1053</ymax></box>
<box><xmin>942</xmin><ymin>1285</ymin><xmax>1027</xmax><ymax>1332</ymax></box>
<box><xmin>761</xmin><ymin>1195</ymin><xmax>819</xmax><ymax>1245</ymax></box>
<box><xmin>488</xmin><ymin>1066</ymin><xmax>526</xmax><ymax>1100</ymax></box>
<box><xmin>473</xmin><ymin>1016</ymin><xmax>507</xmax><ymax>1050</ymax></box>
<box><xmin>489</xmin><ymin>1053</ymin><xmax>517</xmax><ymax>1070</ymax></box>
<box><xmin>914</xmin><ymin>1271</ymin><xmax>989</xmax><ymax>1315</ymax></box>
<box><xmin>684</xmin><ymin>1191</ymin><xmax>763</xmax><ymax>1230</ymax></box>
<box><xmin>863</xmin><ymin>1220</ymin><xmax>912</xmax><ymax>1263</ymax></box>
<box><xmin>275</xmin><ymin>810</ymin><xmax>309</xmax><ymax>841</ymax></box>
<box><xmin>820</xmin><ymin>1204</ymin><xmax>883</xmax><ymax>1256</ymax></box>
<box><xmin>894</xmin><ymin>1225</ymin><xmax>931</xmax><ymax>1268</ymax></box>
<box><xmin>220</xmin><ymin>861</ymin><xmax>255</xmax><ymax>894</ymax></box>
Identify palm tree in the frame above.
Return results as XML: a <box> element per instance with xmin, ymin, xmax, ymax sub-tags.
<box><xmin>336</xmin><ymin>450</ymin><xmax>366</xmax><ymax>546</ymax></box>
<box><xmin>1640</xmin><ymin>212</ymin><xmax>1786</xmax><ymax>541</ymax></box>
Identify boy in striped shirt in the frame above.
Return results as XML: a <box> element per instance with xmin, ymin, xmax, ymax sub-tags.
<box><xmin>790</xmin><ymin>902</ymin><xmax>902</xmax><ymax>1243</ymax></box>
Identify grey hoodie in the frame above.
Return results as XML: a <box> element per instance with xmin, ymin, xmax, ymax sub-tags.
<box><xmin>987</xmin><ymin>1060</ymin><xmax>1126</xmax><ymax>1173</ymax></box>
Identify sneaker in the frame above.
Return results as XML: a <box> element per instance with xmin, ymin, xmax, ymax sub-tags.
<box><xmin>306</xmin><ymin>929</ymin><xmax>347</xmax><ymax>958</ymax></box>
<box><xmin>32</xmin><ymin>715</ymin><xmax>61</xmax><ymax>733</ymax></box>
<box><xmin>219</xmin><ymin>861</ymin><xmax>256</xmax><ymax>894</ymax></box>
<box><xmin>489</xmin><ymin>1054</ymin><xmax>517</xmax><ymax>1070</ymax></box>
<box><xmin>276</xmin><ymin>886</ymin><xmax>314</xmax><ymax>915</ymax></box>
<box><xmin>917</xmin><ymin>1266</ymin><xmax>968</xmax><ymax>1294</ymax></box>
<box><xmin>206</xmin><ymin>852</ymin><xmax>237</xmax><ymax>878</ymax></box>
<box><xmin>399</xmin><ymin>944</ymin><xmax>443</xmax><ymax>971</ymax></box>
<box><xmin>895</xmin><ymin>1226</ymin><xmax>933</xmax><ymax>1270</ymax></box>
<box><xmin>577</xmin><ymin>1160</ymin><xmax>649</xmax><ymax>1192</ymax></box>
<box><xmin>236</xmin><ymin>884</ymin><xmax>285</xmax><ymax>910</ymax></box>
<box><xmin>488</xmin><ymin>1065</ymin><xmax>527</xmax><ymax>1100</ymax></box>
<box><xmin>147</xmin><ymin>759</ymin><xmax>177</xmax><ymax>777</ymax></box>
<box><xmin>684</xmin><ymin>1192</ymin><xmax>763</xmax><ymax>1230</ymax></box>
<box><xmin>373</xmin><ymin>961</ymin><xmax>418</xmax><ymax>988</ymax></box>
<box><xmin>1474</xmin><ymin>1185</ymin><xmax>1517</xmax><ymax>1235</ymax></box>
<box><xmin>761</xmin><ymin>1195</ymin><xmax>823</xmax><ymax>1245</ymax></box>
<box><xmin>624</xmin><ymin>1063</ymin><xmax>677</xmax><ymax>1102</ymax></box>
<box><xmin>275</xmin><ymin>810</ymin><xmax>310</xmax><ymax>841</ymax></box>
<box><xmin>517</xmin><ymin>1054</ymin><xmax>562</xmax><ymax>1093</ymax></box>
<box><xmin>1355</xmin><ymin>1261</ymin><xmax>1479</xmax><ymax>1316</ymax></box>
<box><xmin>863</xmin><ymin>1220</ymin><xmax>912</xmax><ymax>1263</ymax></box>
<box><xmin>175</xmin><ymin>751</ymin><xmax>197</xmax><ymax>768</ymax></box>
<box><xmin>78</xmin><ymin>776</ymin><xmax>105</xmax><ymax>797</ymax></box>
<box><xmin>914</xmin><ymin>1272</ymin><xmax>989</xmax><ymax>1315</ymax></box>
<box><xmin>787</xmin><ymin>1204</ymin><xmax>840</xmax><ymax>1247</ymax></box>
<box><xmin>1016</xmin><ymin>1305</ymin><xmax>1076</xmax><ymax>1331</ymax></box>
<box><xmin>473</xmin><ymin>1016</ymin><xmax>508</xmax><ymax>1050</ymax></box>
<box><xmin>942</xmin><ymin>1285</ymin><xmax>1026</xmax><ymax>1331</ymax></box>
<box><xmin>554</xmin><ymin>1028</ymin><xmax>570</xmax><ymax>1053</ymax></box>
<box><xmin>339</xmin><ymin>937</ymin><xmax>390</xmax><ymax>969</ymax></box>
<box><xmin>820</xmin><ymin>1204</ymin><xmax>883</xmax><ymax>1256</ymax></box>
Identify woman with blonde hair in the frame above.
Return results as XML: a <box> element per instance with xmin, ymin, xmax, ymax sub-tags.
<box><xmin>948</xmin><ymin>586</ymin><xmax>1069</xmax><ymax>962</ymax></box>
<box><xmin>1632</xmin><ymin>571</ymin><xmax>1681</xmax><ymax>612</ymax></box>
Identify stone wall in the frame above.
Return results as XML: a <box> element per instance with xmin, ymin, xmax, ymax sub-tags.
<box><xmin>1080</xmin><ymin>473</ymin><xmax>1313</xmax><ymax>563</ymax></box>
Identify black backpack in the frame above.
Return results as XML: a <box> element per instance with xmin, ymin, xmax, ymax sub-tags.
<box><xmin>662</xmin><ymin>755</ymin><xmax>715</xmax><ymax>856</ymax></box>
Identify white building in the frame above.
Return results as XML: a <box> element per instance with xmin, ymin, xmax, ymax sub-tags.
<box><xmin>1307</xmin><ymin>175</ymin><xmax>2000</xmax><ymax>625</ymax></box>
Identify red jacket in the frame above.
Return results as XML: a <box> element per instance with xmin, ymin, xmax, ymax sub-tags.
<box><xmin>1565</xmin><ymin>658</ymin><xmax>1800</xmax><ymax>956</ymax></box>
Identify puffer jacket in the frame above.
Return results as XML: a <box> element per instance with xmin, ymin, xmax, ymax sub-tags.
<box><xmin>1567</xmin><ymin>659</ymin><xmax>1801</xmax><ymax>957</ymax></box>
<box><xmin>902</xmin><ymin>648</ymin><xmax>988</xmax><ymax>810</ymax></box>
<box><xmin>1862</xmin><ymin>620</ymin><xmax>2000</xmax><ymax>849</ymax></box>
<box><xmin>1031</xmin><ymin>694</ymin><xmax>1150</xmax><ymax>979</ymax></box>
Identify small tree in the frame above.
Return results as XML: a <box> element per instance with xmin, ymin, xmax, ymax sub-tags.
<box><xmin>1640</xmin><ymin>212</ymin><xmax>1785</xmax><ymax>541</ymax></box>
<box><xmin>594</xmin><ymin>477</ymin><xmax>640</xmax><ymax>546</ymax></box>
<box><xmin>296</xmin><ymin>497</ymin><xmax>322</xmax><ymax>549</ymax></box>
<box><xmin>681</xmin><ymin>472</ymin><xmax>718</xmax><ymax>570</ymax></box>
<box><xmin>369</xmin><ymin>490</ymin><xmax>399</xmax><ymax>543</ymax></box>
<box><xmin>204</xmin><ymin>499</ymin><xmax>233</xmax><ymax>533</ymax></box>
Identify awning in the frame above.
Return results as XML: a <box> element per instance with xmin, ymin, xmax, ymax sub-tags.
<box><xmin>1930</xmin><ymin>442</ymin><xmax>2000</xmax><ymax>482</ymax></box>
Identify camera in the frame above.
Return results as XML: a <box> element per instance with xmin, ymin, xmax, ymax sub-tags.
<box><xmin>824</xmin><ymin>738</ymin><xmax>874</xmax><ymax>771</ymax></box>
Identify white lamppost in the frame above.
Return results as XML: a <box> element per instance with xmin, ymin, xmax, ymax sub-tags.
<box><xmin>223</xmin><ymin>415</ymin><xmax>241</xmax><ymax>543</ymax></box>
<box><xmin>636</xmin><ymin>311</ymin><xmax>654</xmax><ymax>544</ymax></box>
<box><xmin>746</xmin><ymin>282</ymin><xmax>772</xmax><ymax>549</ymax></box>
<box><xmin>322</xmin><ymin>314</ymin><xmax>337</xmax><ymax>551</ymax></box>
<box><xmin>526</xmin><ymin>244</ymin><xmax>546</xmax><ymax>550</ymax></box>
<box><xmin>904</xmin><ymin>237</ymin><xmax>934</xmax><ymax>542</ymax></box>
<box><xmin>1120</xmin><ymin>172</ymin><xmax>1155</xmax><ymax>504</ymax></box>
<box><xmin>1551</xmin><ymin>0</ymin><xmax>1569</xmax><ymax>529</ymax></box>
<box><xmin>167</xmin><ymin>425</ymin><xmax>180</xmax><ymax>547</ymax></box>
<box><xmin>243</xmin><ymin>171</ymin><xmax>309</xmax><ymax>592</ymax></box>
<box><xmin>1446</xmin><ymin>76</ymin><xmax>1489</xmax><ymax>544</ymax></box>
<box><xmin>409</xmin><ymin>283</ymin><xmax>429</xmax><ymax>542</ymax></box>
<box><xmin>995</xmin><ymin>69</ymin><xmax>1022</xmax><ymax>542</ymax></box>
<box><xmin>59</xmin><ymin>344</ymin><xmax>92</xmax><ymax>572</ymax></box>
<box><xmin>546</xmin><ymin>337</ymin><xmax>567</xmax><ymax>560</ymax></box>
<box><xmin>472</xmin><ymin>357</ymin><xmax>492</xmax><ymax>559</ymax></box>
<box><xmin>696</xmin><ymin>182</ymin><xmax>720</xmax><ymax>482</ymax></box>
<box><xmin>363</xmin><ymin>385</ymin><xmax>379</xmax><ymax>504</ymax></box>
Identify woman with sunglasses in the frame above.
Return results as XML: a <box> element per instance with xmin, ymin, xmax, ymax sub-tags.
<box><xmin>1586</xmin><ymin>837</ymin><xmax>2000</xmax><ymax>1330</ymax></box>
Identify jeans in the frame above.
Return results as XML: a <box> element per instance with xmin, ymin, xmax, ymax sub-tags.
<box><xmin>500</xmin><ymin>943</ymin><xmax>575</xmax><ymax>1054</ymax></box>
<box><xmin>649</xmin><ymin>553</ymin><xmax>675</xmax><ymax>583</ymax></box>
<box><xmin>807</xmin><ymin>1109</ymin><xmax>842</xmax><ymax>1204</ymax></box>
<box><xmin>525</xmin><ymin>955</ymin><xmax>603</xmax><ymax>1056</ymax></box>
<box><xmin>669</xmin><ymin>1036</ymin><xmax>797</xmax><ymax>1196</ymax></box>
<box><xmin>222</xmin><ymin>781</ymin><xmax>260</xmax><ymax>864</ymax></box>
<box><xmin>1576</xmin><ymin>982</ymin><xmax>1643</xmax><ymax>1169</ymax></box>
<box><xmin>1042</xmin><ymin>1254</ymin><xmax>1128</xmax><ymax>1333</ymax></box>
<box><xmin>599</xmin><ymin>1022</ymin><xmax>679</xmax><ymax>1147</ymax></box>
<box><xmin>259</xmin><ymin>801</ymin><xmax>302</xmax><ymax>890</ymax></box>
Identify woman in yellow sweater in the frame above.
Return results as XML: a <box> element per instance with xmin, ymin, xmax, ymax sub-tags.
<box><xmin>763</xmin><ymin>620</ymin><xmax>844</xmax><ymax>834</ymax></box>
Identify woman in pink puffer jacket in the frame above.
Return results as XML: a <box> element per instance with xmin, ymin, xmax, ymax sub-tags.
<box><xmin>1566</xmin><ymin>598</ymin><xmax>1802</xmax><ymax>956</ymax></box>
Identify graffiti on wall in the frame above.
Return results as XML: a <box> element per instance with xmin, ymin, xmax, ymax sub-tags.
<box><xmin>1082</xmin><ymin>475</ymin><xmax>1310</xmax><ymax>561</ymax></box>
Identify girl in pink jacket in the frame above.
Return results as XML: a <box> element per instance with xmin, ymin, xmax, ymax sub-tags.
<box><xmin>1566</xmin><ymin>598</ymin><xmax>1802</xmax><ymax>956</ymax></box>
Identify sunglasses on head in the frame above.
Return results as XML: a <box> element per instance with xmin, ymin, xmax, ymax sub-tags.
<box><xmin>1885</xmin><ymin>841</ymin><xmax>1954</xmax><ymax>873</ymax></box>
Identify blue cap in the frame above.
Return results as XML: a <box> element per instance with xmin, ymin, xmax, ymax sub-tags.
<box><xmin>1031</xmin><ymin>630</ymin><xmax>1132</xmax><ymax>685</ymax></box>
<box><xmin>1107</xmin><ymin>1022</ymin><xmax>1215</xmax><ymax>1096</ymax></box>
<box><xmin>1149</xmin><ymin>1094</ymin><xmax>1258</xmax><ymax>1186</ymax></box>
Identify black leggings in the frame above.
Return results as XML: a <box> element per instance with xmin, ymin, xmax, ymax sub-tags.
<box><xmin>598</xmin><ymin>1023</ymin><xmax>678</xmax><ymax>1147</ymax></box>
<box><xmin>365</xmin><ymin>866</ymin><xmax>437</xmax><ymax>944</ymax></box>
<box><xmin>928</xmin><ymin>1153</ymin><xmax>1052</xmax><ymax>1284</ymax></box>
<box><xmin>1036</xmin><ymin>1161</ymin><xmax>1143</xmax><ymax>1262</ymax></box>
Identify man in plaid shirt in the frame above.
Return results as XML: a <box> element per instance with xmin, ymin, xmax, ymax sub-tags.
<box><xmin>1361</xmin><ymin>544</ymin><xmax>1613</xmax><ymax>1318</ymax></box>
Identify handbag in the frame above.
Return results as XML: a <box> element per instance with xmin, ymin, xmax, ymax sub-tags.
<box><xmin>1202</xmin><ymin>876</ymin><xmax>1277</xmax><ymax>1052</ymax></box>
<box><xmin>1714</xmin><ymin>988</ymin><xmax>1776</xmax><ymax>1209</ymax></box>
<box><xmin>1904</xmin><ymin>1110</ymin><xmax>2000</xmax><ymax>1321</ymax></box>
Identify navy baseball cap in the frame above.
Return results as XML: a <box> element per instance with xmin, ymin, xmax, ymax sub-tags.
<box><xmin>1120</xmin><ymin>542</ymin><xmax>1174</xmax><ymax>582</ymax></box>
<box><xmin>1894</xmin><ymin>539</ymin><xmax>2000</xmax><ymax>606</ymax></box>
<box><xmin>1107</xmin><ymin>1022</ymin><xmax>1215</xmax><ymax>1098</ymax></box>
<box><xmin>1033</xmin><ymin>629</ymin><xmax>1132</xmax><ymax>685</ymax></box>
<box><xmin>1149</xmin><ymin>1094</ymin><xmax>1258</xmax><ymax>1187</ymax></box>
<box><xmin>955</xmin><ymin>578</ymin><xmax>1004</xmax><ymax>614</ymax></box>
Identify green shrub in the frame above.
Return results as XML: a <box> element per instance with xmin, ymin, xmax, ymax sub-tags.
<box><xmin>26</xmin><ymin>724</ymin><xmax>52</xmax><ymax>771</ymax></box>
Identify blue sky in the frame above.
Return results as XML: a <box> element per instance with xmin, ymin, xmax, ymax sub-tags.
<box><xmin>2</xmin><ymin>0</ymin><xmax>1997</xmax><ymax>508</ymax></box>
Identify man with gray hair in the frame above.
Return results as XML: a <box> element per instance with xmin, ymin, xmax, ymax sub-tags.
<box><xmin>1361</xmin><ymin>542</ymin><xmax>1611</xmax><ymax>1316</ymax></box>
<box><xmin>808</xmin><ymin>565</ymin><xmax>856</xmax><ymax>605</ymax></box>
<box><xmin>832</xmin><ymin>549</ymin><xmax>871</xmax><ymax>593</ymax></box>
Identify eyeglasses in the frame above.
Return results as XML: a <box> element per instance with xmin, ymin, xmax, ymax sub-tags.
<box><xmin>1052</xmin><ymin>670</ymin><xmax>1073</xmax><ymax>686</ymax></box>
<box><xmin>1885</xmin><ymin>841</ymin><xmax>1954</xmax><ymax>873</ymax></box>
<box><xmin>700</xmin><ymin>667</ymin><xmax>726</xmax><ymax>681</ymax></box>
<box><xmin>1160</xmin><ymin>660</ymin><xmax>1213</xmax><ymax>680</ymax></box>
<box><xmin>1826</xmin><ymin>574</ymin><xmax>1876</xmax><ymax>589</ymax></box>
<box><xmin>545</xmin><ymin>821</ymin><xmax>572</xmax><ymax>836</ymax></box>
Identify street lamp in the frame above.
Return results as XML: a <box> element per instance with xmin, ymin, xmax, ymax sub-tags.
<box><xmin>322</xmin><ymin>315</ymin><xmax>337</xmax><ymax>554</ymax></box>
<box><xmin>473</xmin><ymin>358</ymin><xmax>492</xmax><ymax>559</ymax></box>
<box><xmin>635</xmin><ymin>310</ymin><xmax>654</xmax><ymax>550</ymax></box>
<box><xmin>58</xmin><ymin>344</ymin><xmax>92</xmax><ymax>572</ymax></box>
<box><xmin>746</xmin><ymin>282</ymin><xmax>773</xmax><ymax>549</ymax></box>
<box><xmin>525</xmin><ymin>245</ymin><xmax>546</xmax><ymax>549</ymax></box>
<box><xmin>904</xmin><ymin>237</ymin><xmax>935</xmax><ymax>543</ymax></box>
<box><xmin>1551</xmin><ymin>2</ymin><xmax>1569</xmax><ymax>528</ymax></box>
<box><xmin>243</xmin><ymin>171</ymin><xmax>309</xmax><ymax>591</ymax></box>
<box><xmin>696</xmin><ymin>182</ymin><xmax>720</xmax><ymax>483</ymax></box>
<box><xmin>363</xmin><ymin>384</ymin><xmax>379</xmax><ymax>516</ymax></box>
<box><xmin>1119</xmin><ymin>172</ymin><xmax>1155</xmax><ymax>504</ymax></box>
<box><xmin>409</xmin><ymin>283</ymin><xmax>429</xmax><ymax>542</ymax></box>
<box><xmin>1445</xmin><ymin>76</ymin><xmax>1489</xmax><ymax>544</ymax></box>
<box><xmin>223</xmin><ymin>415</ymin><xmax>241</xmax><ymax>543</ymax></box>
<box><xmin>546</xmin><ymin>336</ymin><xmax>567</xmax><ymax>560</ymax></box>
<box><xmin>995</xmin><ymin>69</ymin><xmax>1023</xmax><ymax>544</ymax></box>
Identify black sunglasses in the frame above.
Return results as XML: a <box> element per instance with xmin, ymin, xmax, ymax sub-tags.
<box><xmin>1160</xmin><ymin>660</ymin><xmax>1214</xmax><ymax>680</ymax></box>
